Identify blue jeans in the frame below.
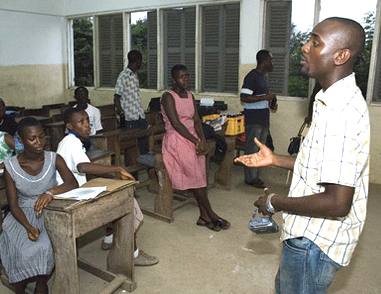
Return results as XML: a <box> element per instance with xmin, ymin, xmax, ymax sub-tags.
<box><xmin>275</xmin><ymin>238</ymin><xmax>341</xmax><ymax>294</ymax></box>
<box><xmin>124</xmin><ymin>118</ymin><xmax>149</xmax><ymax>155</ymax></box>
<box><xmin>244</xmin><ymin>124</ymin><xmax>268</xmax><ymax>182</ymax></box>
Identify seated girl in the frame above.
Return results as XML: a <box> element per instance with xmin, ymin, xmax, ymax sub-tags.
<box><xmin>0</xmin><ymin>117</ymin><xmax>78</xmax><ymax>294</ymax></box>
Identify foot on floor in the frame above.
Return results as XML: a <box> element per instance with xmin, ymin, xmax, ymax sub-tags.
<box><xmin>135</xmin><ymin>250</ymin><xmax>159</xmax><ymax>266</ymax></box>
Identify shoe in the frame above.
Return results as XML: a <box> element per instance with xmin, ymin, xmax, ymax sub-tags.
<box><xmin>101</xmin><ymin>234</ymin><xmax>113</xmax><ymax>250</ymax></box>
<box><xmin>245</xmin><ymin>178</ymin><xmax>266</xmax><ymax>189</ymax></box>
<box><xmin>134</xmin><ymin>250</ymin><xmax>159</xmax><ymax>266</ymax></box>
<box><xmin>196</xmin><ymin>217</ymin><xmax>221</xmax><ymax>232</ymax></box>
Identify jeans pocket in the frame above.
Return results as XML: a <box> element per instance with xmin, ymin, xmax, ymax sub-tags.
<box><xmin>284</xmin><ymin>238</ymin><xmax>310</xmax><ymax>254</ymax></box>
<box><xmin>316</xmin><ymin>252</ymin><xmax>341</xmax><ymax>289</ymax></box>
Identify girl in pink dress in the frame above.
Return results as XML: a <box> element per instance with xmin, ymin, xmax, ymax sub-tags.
<box><xmin>161</xmin><ymin>64</ymin><xmax>230</xmax><ymax>231</ymax></box>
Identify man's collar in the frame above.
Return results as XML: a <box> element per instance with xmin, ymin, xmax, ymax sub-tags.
<box><xmin>315</xmin><ymin>73</ymin><xmax>356</xmax><ymax>108</ymax></box>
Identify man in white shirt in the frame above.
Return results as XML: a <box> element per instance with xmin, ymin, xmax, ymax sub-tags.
<box><xmin>74</xmin><ymin>86</ymin><xmax>103</xmax><ymax>136</ymax></box>
<box><xmin>236</xmin><ymin>17</ymin><xmax>369</xmax><ymax>293</ymax></box>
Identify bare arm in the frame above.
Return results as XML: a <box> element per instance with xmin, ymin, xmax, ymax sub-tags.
<box><xmin>77</xmin><ymin>162</ymin><xmax>134</xmax><ymax>180</ymax></box>
<box><xmin>34</xmin><ymin>155</ymin><xmax>79</xmax><ymax>216</ymax></box>
<box><xmin>240</xmin><ymin>92</ymin><xmax>275</xmax><ymax>103</ymax></box>
<box><xmin>5</xmin><ymin>169</ymin><xmax>35</xmax><ymax>233</ymax></box>
<box><xmin>114</xmin><ymin>94</ymin><xmax>123</xmax><ymax>115</ymax></box>
<box><xmin>4</xmin><ymin>133</ymin><xmax>15</xmax><ymax>150</ymax></box>
<box><xmin>256</xmin><ymin>184</ymin><xmax>354</xmax><ymax>218</ymax></box>
<box><xmin>161</xmin><ymin>92</ymin><xmax>199</xmax><ymax>145</ymax></box>
<box><xmin>235</xmin><ymin>137</ymin><xmax>295</xmax><ymax>170</ymax></box>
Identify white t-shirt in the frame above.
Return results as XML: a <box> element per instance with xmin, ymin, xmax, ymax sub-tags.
<box><xmin>56</xmin><ymin>133</ymin><xmax>90</xmax><ymax>186</ymax></box>
<box><xmin>75</xmin><ymin>104</ymin><xmax>103</xmax><ymax>135</ymax></box>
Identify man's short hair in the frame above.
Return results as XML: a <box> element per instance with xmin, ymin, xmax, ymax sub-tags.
<box><xmin>74</xmin><ymin>86</ymin><xmax>89</xmax><ymax>98</ymax></box>
<box><xmin>127</xmin><ymin>50</ymin><xmax>142</xmax><ymax>63</ymax></box>
<box><xmin>324</xmin><ymin>17</ymin><xmax>365</xmax><ymax>61</ymax></box>
<box><xmin>171</xmin><ymin>64</ymin><xmax>188</xmax><ymax>78</ymax></box>
<box><xmin>17</xmin><ymin>117</ymin><xmax>42</xmax><ymax>138</ymax></box>
<box><xmin>256</xmin><ymin>50</ymin><xmax>271</xmax><ymax>64</ymax></box>
<box><xmin>63</xmin><ymin>107</ymin><xmax>83</xmax><ymax>124</ymax></box>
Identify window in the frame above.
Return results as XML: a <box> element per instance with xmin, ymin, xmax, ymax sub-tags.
<box><xmin>373</xmin><ymin>30</ymin><xmax>381</xmax><ymax>102</ymax></box>
<box><xmin>202</xmin><ymin>3</ymin><xmax>240</xmax><ymax>92</ymax></box>
<box><xmin>320</xmin><ymin>0</ymin><xmax>377</xmax><ymax>99</ymax></box>
<box><xmin>265</xmin><ymin>0</ymin><xmax>293</xmax><ymax>96</ymax></box>
<box><xmin>98</xmin><ymin>13</ymin><xmax>123</xmax><ymax>88</ymax></box>
<box><xmin>163</xmin><ymin>7</ymin><xmax>196</xmax><ymax>89</ymax></box>
<box><xmin>73</xmin><ymin>17</ymin><xmax>94</xmax><ymax>86</ymax></box>
<box><xmin>131</xmin><ymin>11</ymin><xmax>157</xmax><ymax>89</ymax></box>
<box><xmin>146</xmin><ymin>11</ymin><xmax>158</xmax><ymax>89</ymax></box>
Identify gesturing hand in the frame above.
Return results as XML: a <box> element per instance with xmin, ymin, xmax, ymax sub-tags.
<box><xmin>234</xmin><ymin>137</ymin><xmax>274</xmax><ymax>168</ymax></box>
<box><xmin>34</xmin><ymin>193</ymin><xmax>54</xmax><ymax>217</ymax></box>
<box><xmin>27</xmin><ymin>227</ymin><xmax>40</xmax><ymax>241</ymax></box>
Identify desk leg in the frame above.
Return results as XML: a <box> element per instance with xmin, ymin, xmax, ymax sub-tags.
<box><xmin>44</xmin><ymin>210</ymin><xmax>79</xmax><ymax>294</ymax></box>
<box><xmin>107</xmin><ymin>196</ymin><xmax>135</xmax><ymax>290</ymax></box>
<box><xmin>154</xmin><ymin>154</ymin><xmax>173</xmax><ymax>220</ymax></box>
<box><xmin>215</xmin><ymin>137</ymin><xmax>236</xmax><ymax>190</ymax></box>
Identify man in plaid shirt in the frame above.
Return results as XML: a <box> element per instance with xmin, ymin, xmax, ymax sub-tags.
<box><xmin>236</xmin><ymin>17</ymin><xmax>369</xmax><ymax>294</ymax></box>
<box><xmin>114</xmin><ymin>50</ymin><xmax>149</xmax><ymax>161</ymax></box>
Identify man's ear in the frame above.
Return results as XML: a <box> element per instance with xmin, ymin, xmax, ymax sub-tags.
<box><xmin>334</xmin><ymin>48</ymin><xmax>351</xmax><ymax>66</ymax></box>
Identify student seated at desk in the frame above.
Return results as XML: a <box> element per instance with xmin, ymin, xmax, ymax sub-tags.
<box><xmin>73</xmin><ymin>86</ymin><xmax>103</xmax><ymax>136</ymax></box>
<box><xmin>56</xmin><ymin>107</ymin><xmax>159</xmax><ymax>266</ymax></box>
<box><xmin>0</xmin><ymin>131</ymin><xmax>15</xmax><ymax>165</ymax></box>
<box><xmin>0</xmin><ymin>117</ymin><xmax>78</xmax><ymax>294</ymax></box>
<box><xmin>0</xmin><ymin>98</ymin><xmax>18</xmax><ymax>136</ymax></box>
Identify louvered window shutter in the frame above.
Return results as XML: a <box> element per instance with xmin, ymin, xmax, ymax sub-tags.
<box><xmin>147</xmin><ymin>11</ymin><xmax>158</xmax><ymax>89</ymax></box>
<box><xmin>202</xmin><ymin>6</ymin><xmax>221</xmax><ymax>92</ymax></box>
<box><xmin>373</xmin><ymin>35</ymin><xmax>381</xmax><ymax>102</ymax></box>
<box><xmin>265</xmin><ymin>0</ymin><xmax>292</xmax><ymax>95</ymax></box>
<box><xmin>164</xmin><ymin>8</ymin><xmax>196</xmax><ymax>89</ymax></box>
<box><xmin>223</xmin><ymin>4</ymin><xmax>240</xmax><ymax>92</ymax></box>
<box><xmin>202</xmin><ymin>4</ymin><xmax>240</xmax><ymax>92</ymax></box>
<box><xmin>98</xmin><ymin>14</ymin><xmax>123</xmax><ymax>87</ymax></box>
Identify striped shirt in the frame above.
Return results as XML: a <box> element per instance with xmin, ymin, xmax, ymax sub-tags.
<box><xmin>282</xmin><ymin>73</ymin><xmax>370</xmax><ymax>266</ymax></box>
<box><xmin>115</xmin><ymin>67</ymin><xmax>145</xmax><ymax>121</ymax></box>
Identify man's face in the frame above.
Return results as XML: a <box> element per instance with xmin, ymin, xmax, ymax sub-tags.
<box><xmin>67</xmin><ymin>111</ymin><xmax>91</xmax><ymax>139</ymax></box>
<box><xmin>300</xmin><ymin>20</ymin><xmax>339</xmax><ymax>79</ymax></box>
<box><xmin>265</xmin><ymin>54</ymin><xmax>274</xmax><ymax>72</ymax></box>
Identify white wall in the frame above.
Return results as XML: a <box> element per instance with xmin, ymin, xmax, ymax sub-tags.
<box><xmin>64</xmin><ymin>0</ymin><xmax>239</xmax><ymax>16</ymax></box>
<box><xmin>0</xmin><ymin>0</ymin><xmax>64</xmax><ymax>16</ymax></box>
<box><xmin>0</xmin><ymin>10</ymin><xmax>66</xmax><ymax>66</ymax></box>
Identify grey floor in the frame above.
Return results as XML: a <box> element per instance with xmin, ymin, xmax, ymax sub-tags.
<box><xmin>1</xmin><ymin>165</ymin><xmax>380</xmax><ymax>294</ymax></box>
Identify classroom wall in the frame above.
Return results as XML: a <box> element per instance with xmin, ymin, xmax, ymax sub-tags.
<box><xmin>0</xmin><ymin>10</ymin><xmax>67</xmax><ymax>108</ymax></box>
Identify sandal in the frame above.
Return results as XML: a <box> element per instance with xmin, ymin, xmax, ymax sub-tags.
<box><xmin>214</xmin><ymin>218</ymin><xmax>231</xmax><ymax>230</ymax></box>
<box><xmin>196</xmin><ymin>218</ymin><xmax>221</xmax><ymax>232</ymax></box>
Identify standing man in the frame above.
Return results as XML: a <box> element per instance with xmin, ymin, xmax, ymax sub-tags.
<box><xmin>236</xmin><ymin>18</ymin><xmax>369</xmax><ymax>294</ymax></box>
<box><xmin>114</xmin><ymin>50</ymin><xmax>149</xmax><ymax>164</ymax></box>
<box><xmin>240</xmin><ymin>50</ymin><xmax>277</xmax><ymax>188</ymax></box>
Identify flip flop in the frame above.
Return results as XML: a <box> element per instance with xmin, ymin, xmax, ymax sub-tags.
<box><xmin>214</xmin><ymin>218</ymin><xmax>231</xmax><ymax>230</ymax></box>
<box><xmin>196</xmin><ymin>218</ymin><xmax>221</xmax><ymax>232</ymax></box>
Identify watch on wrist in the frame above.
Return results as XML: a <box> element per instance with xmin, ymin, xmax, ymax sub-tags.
<box><xmin>266</xmin><ymin>193</ymin><xmax>276</xmax><ymax>214</ymax></box>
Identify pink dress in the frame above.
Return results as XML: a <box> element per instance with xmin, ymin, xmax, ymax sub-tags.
<box><xmin>161</xmin><ymin>90</ymin><xmax>207</xmax><ymax>190</ymax></box>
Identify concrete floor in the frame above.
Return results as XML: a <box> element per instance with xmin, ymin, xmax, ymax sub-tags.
<box><xmin>1</xmin><ymin>165</ymin><xmax>380</xmax><ymax>293</ymax></box>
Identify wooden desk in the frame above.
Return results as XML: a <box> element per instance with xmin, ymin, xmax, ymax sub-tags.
<box><xmin>43</xmin><ymin>178</ymin><xmax>136</xmax><ymax>294</ymax></box>
<box><xmin>91</xmin><ymin>128</ymin><xmax>150</xmax><ymax>166</ymax></box>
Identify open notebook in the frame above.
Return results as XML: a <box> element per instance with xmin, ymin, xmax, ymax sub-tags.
<box><xmin>53</xmin><ymin>186</ymin><xmax>107</xmax><ymax>201</ymax></box>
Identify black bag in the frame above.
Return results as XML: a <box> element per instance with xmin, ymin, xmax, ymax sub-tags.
<box><xmin>287</xmin><ymin>122</ymin><xmax>307</xmax><ymax>155</ymax></box>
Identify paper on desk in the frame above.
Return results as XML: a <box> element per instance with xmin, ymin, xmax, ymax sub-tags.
<box><xmin>54</xmin><ymin>186</ymin><xmax>107</xmax><ymax>200</ymax></box>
